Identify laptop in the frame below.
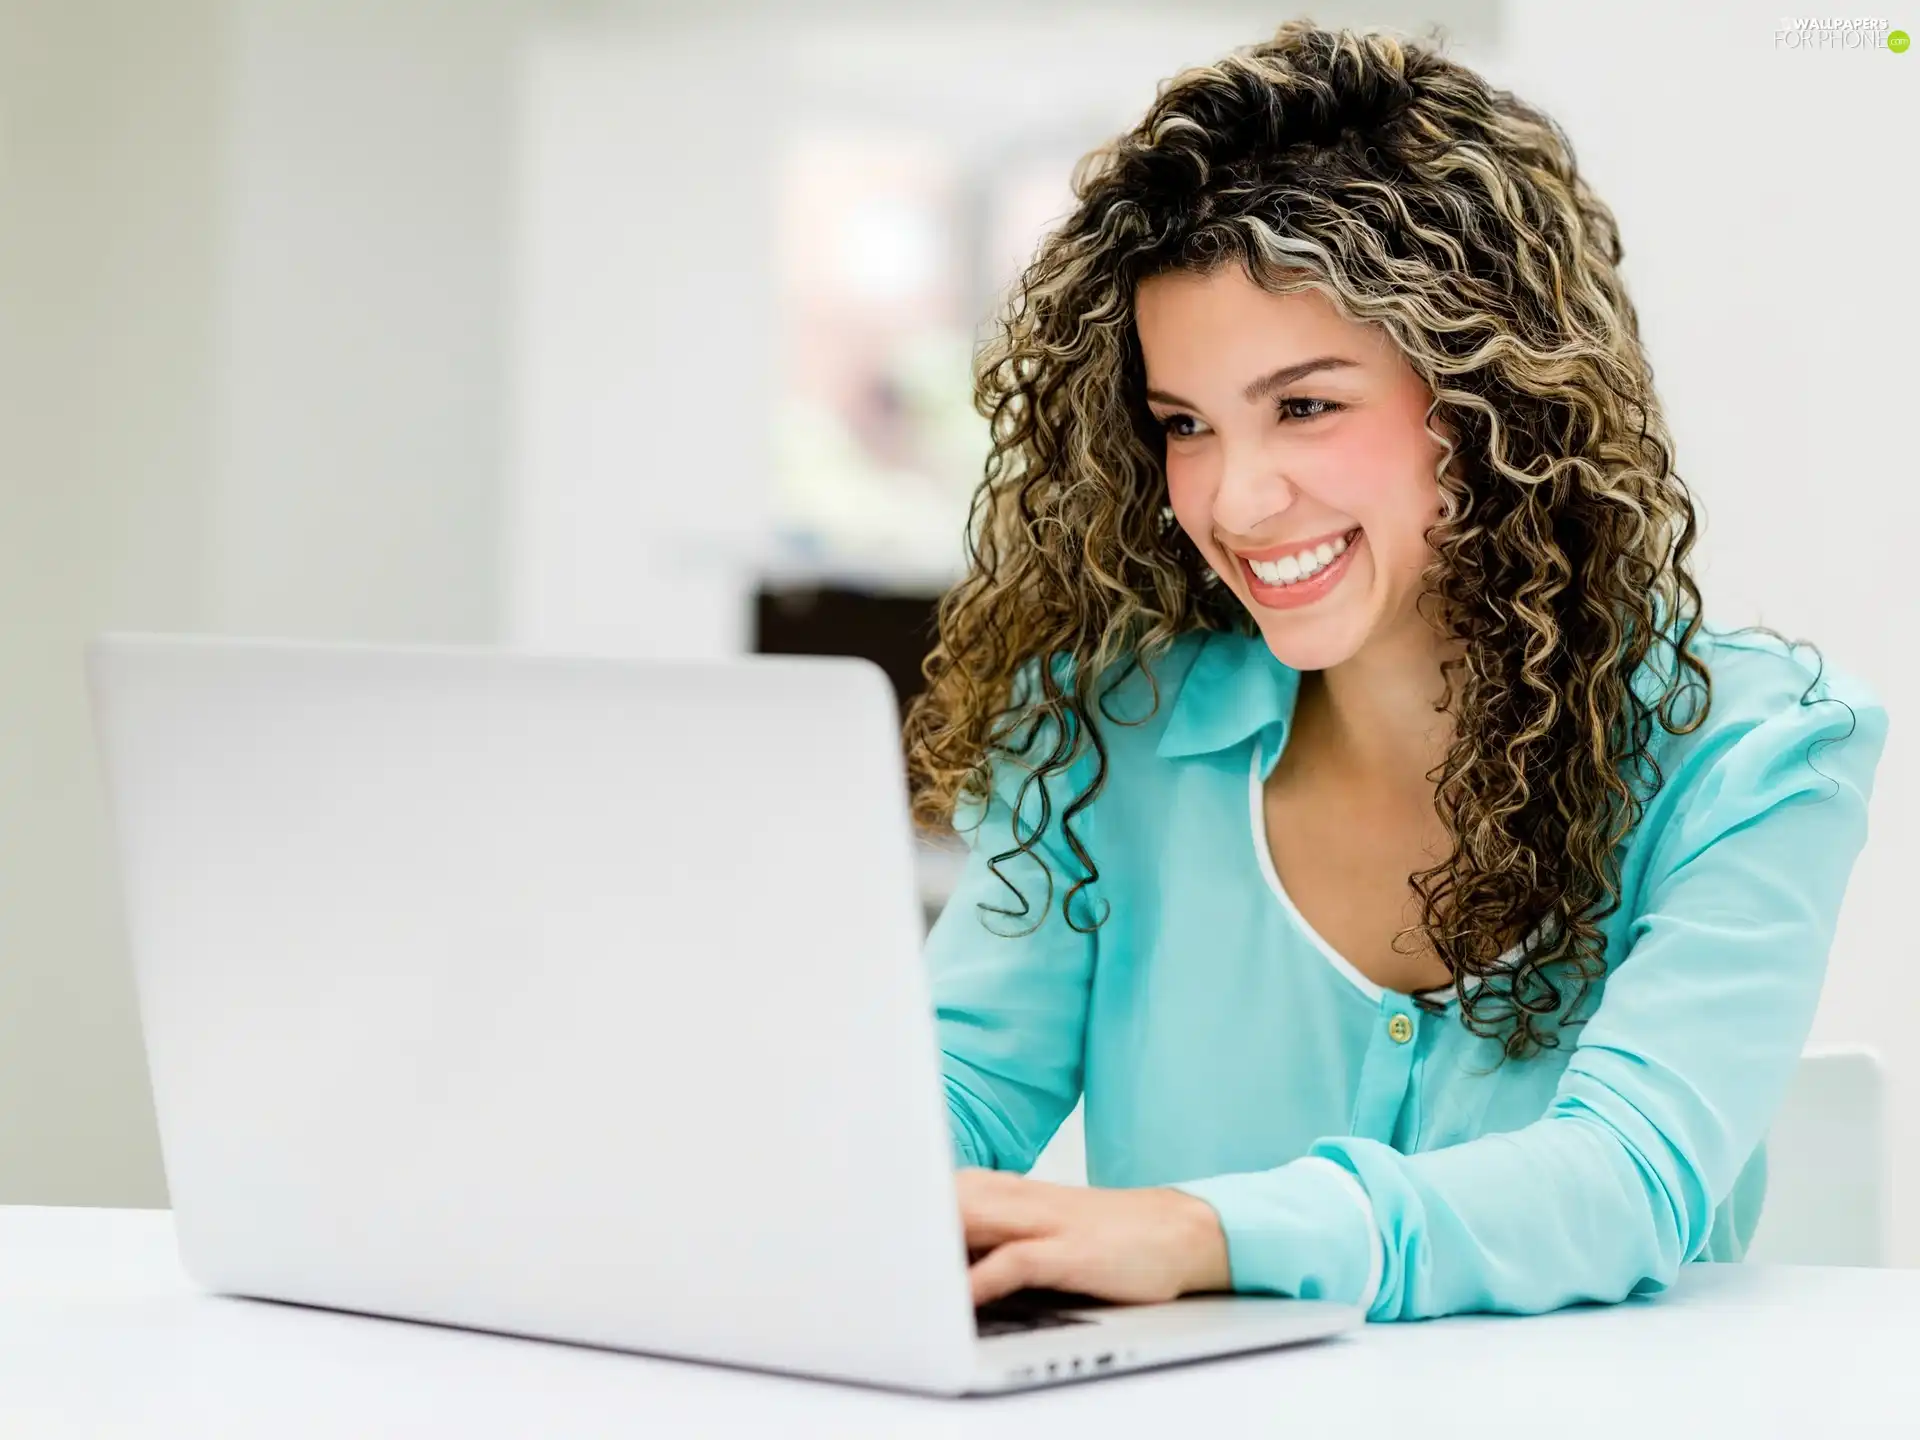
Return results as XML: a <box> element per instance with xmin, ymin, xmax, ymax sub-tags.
<box><xmin>85</xmin><ymin>633</ymin><xmax>1361</xmax><ymax>1395</ymax></box>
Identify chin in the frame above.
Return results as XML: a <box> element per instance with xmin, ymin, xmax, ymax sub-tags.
<box><xmin>1249</xmin><ymin>615</ymin><xmax>1370</xmax><ymax>674</ymax></box>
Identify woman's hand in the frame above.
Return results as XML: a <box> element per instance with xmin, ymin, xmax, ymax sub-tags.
<box><xmin>957</xmin><ymin>1168</ymin><xmax>1232</xmax><ymax>1307</ymax></box>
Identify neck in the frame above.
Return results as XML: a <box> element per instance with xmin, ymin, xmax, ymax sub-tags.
<box><xmin>1296</xmin><ymin>617</ymin><xmax>1461</xmax><ymax>791</ymax></box>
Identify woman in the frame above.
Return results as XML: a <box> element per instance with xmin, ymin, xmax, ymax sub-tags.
<box><xmin>901</xmin><ymin>21</ymin><xmax>1889</xmax><ymax>1323</ymax></box>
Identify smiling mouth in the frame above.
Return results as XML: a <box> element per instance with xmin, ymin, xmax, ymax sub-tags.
<box><xmin>1233</xmin><ymin>527</ymin><xmax>1362</xmax><ymax>589</ymax></box>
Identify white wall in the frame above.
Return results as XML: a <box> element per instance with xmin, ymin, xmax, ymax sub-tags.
<box><xmin>507</xmin><ymin>27</ymin><xmax>775</xmax><ymax>659</ymax></box>
<box><xmin>0</xmin><ymin>0</ymin><xmax>227</xmax><ymax>1204</ymax></box>
<box><xmin>209</xmin><ymin>0</ymin><xmax>529</xmax><ymax>644</ymax></box>
<box><xmin>1486</xmin><ymin>0</ymin><xmax>1919</xmax><ymax>1257</ymax></box>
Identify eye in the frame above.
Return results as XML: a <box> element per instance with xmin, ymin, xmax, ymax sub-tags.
<box><xmin>1277</xmin><ymin>397</ymin><xmax>1342</xmax><ymax>423</ymax></box>
<box><xmin>1156</xmin><ymin>411</ymin><xmax>1209</xmax><ymax>440</ymax></box>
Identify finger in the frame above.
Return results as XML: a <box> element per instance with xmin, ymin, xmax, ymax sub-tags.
<box><xmin>956</xmin><ymin>1173</ymin><xmax>1054</xmax><ymax>1251</ymax></box>
<box><xmin>969</xmin><ymin>1238</ymin><xmax>1069</xmax><ymax>1307</ymax></box>
<box><xmin>956</xmin><ymin>1167</ymin><xmax>1068</xmax><ymax>1203</ymax></box>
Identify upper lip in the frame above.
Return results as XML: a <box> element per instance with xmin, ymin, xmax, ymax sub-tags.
<box><xmin>1228</xmin><ymin>527</ymin><xmax>1359</xmax><ymax>564</ymax></box>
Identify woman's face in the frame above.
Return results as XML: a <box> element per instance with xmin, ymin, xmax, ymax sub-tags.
<box><xmin>1135</xmin><ymin>264</ymin><xmax>1449</xmax><ymax>674</ymax></box>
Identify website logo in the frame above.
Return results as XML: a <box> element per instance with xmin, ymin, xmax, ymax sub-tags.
<box><xmin>1774</xmin><ymin>17</ymin><xmax>1907</xmax><ymax>49</ymax></box>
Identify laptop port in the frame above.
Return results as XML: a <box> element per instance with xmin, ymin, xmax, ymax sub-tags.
<box><xmin>1094</xmin><ymin>1353</ymin><xmax>1115</xmax><ymax>1369</ymax></box>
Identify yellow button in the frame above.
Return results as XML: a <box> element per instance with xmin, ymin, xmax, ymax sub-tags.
<box><xmin>1388</xmin><ymin>1013</ymin><xmax>1414</xmax><ymax>1044</ymax></box>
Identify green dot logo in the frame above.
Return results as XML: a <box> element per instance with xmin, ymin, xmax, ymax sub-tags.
<box><xmin>1890</xmin><ymin>29</ymin><xmax>1911</xmax><ymax>52</ymax></box>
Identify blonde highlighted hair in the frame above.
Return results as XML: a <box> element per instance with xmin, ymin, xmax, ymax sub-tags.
<box><xmin>902</xmin><ymin>20</ymin><xmax>1716</xmax><ymax>1059</ymax></box>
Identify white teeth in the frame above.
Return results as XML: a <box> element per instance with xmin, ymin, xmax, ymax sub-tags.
<box><xmin>1246</xmin><ymin>532</ymin><xmax>1355</xmax><ymax>587</ymax></box>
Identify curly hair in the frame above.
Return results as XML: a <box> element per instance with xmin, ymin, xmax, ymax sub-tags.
<box><xmin>900</xmin><ymin>19</ymin><xmax>1720</xmax><ymax>1061</ymax></box>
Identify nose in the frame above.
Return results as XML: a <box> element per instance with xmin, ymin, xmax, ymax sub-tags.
<box><xmin>1212</xmin><ymin>452</ymin><xmax>1299</xmax><ymax>540</ymax></box>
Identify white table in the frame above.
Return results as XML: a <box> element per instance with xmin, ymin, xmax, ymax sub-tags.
<box><xmin>6</xmin><ymin>1206</ymin><xmax>1919</xmax><ymax>1438</ymax></box>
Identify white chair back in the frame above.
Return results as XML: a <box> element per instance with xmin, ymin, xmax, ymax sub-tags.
<box><xmin>1746</xmin><ymin>1045</ymin><xmax>1888</xmax><ymax>1267</ymax></box>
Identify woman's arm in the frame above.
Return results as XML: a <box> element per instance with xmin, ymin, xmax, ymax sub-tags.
<box><xmin>1170</xmin><ymin>686</ymin><xmax>1890</xmax><ymax>1320</ymax></box>
<box><xmin>925</xmin><ymin>699</ymin><xmax>1100</xmax><ymax>1175</ymax></box>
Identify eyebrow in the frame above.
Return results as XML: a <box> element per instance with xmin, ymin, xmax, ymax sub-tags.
<box><xmin>1144</xmin><ymin>355</ymin><xmax>1361</xmax><ymax>411</ymax></box>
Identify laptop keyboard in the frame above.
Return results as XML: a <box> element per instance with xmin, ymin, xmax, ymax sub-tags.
<box><xmin>974</xmin><ymin>1288</ymin><xmax>1107</xmax><ymax>1338</ymax></box>
<box><xmin>976</xmin><ymin>1308</ymin><xmax>1095</xmax><ymax>1338</ymax></box>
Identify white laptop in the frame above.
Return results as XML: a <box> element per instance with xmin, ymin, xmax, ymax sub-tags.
<box><xmin>85</xmin><ymin>633</ymin><xmax>1361</xmax><ymax>1395</ymax></box>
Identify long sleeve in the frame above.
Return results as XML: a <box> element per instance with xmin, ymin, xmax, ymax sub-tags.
<box><xmin>1172</xmin><ymin>683</ymin><xmax>1890</xmax><ymax>1320</ymax></box>
<box><xmin>924</xmin><ymin>697</ymin><xmax>1100</xmax><ymax>1175</ymax></box>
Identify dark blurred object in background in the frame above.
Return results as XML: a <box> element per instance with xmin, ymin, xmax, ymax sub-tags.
<box><xmin>754</xmin><ymin>584</ymin><xmax>943</xmax><ymax>722</ymax></box>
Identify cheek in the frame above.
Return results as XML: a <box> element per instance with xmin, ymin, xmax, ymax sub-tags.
<box><xmin>1163</xmin><ymin>452</ymin><xmax>1216</xmax><ymax>551</ymax></box>
<box><xmin>1313</xmin><ymin>429</ymin><xmax>1443</xmax><ymax>556</ymax></box>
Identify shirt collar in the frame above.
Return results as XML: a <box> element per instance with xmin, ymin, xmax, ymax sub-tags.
<box><xmin>1155</xmin><ymin>630</ymin><xmax>1303</xmax><ymax>776</ymax></box>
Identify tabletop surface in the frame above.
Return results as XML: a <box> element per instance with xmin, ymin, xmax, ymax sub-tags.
<box><xmin>6</xmin><ymin>1205</ymin><xmax>1920</xmax><ymax>1439</ymax></box>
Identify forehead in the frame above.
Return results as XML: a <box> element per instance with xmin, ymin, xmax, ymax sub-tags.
<box><xmin>1134</xmin><ymin>267</ymin><xmax>1381</xmax><ymax>377</ymax></box>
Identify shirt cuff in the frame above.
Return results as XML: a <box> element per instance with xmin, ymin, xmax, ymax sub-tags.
<box><xmin>1171</xmin><ymin>1155</ymin><xmax>1384</xmax><ymax>1316</ymax></box>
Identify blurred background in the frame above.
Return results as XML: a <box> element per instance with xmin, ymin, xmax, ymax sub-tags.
<box><xmin>2</xmin><ymin>0</ymin><xmax>1914</xmax><ymax>1259</ymax></box>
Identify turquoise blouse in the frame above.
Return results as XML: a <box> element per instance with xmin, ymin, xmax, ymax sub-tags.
<box><xmin>926</xmin><ymin>625</ymin><xmax>1888</xmax><ymax>1321</ymax></box>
